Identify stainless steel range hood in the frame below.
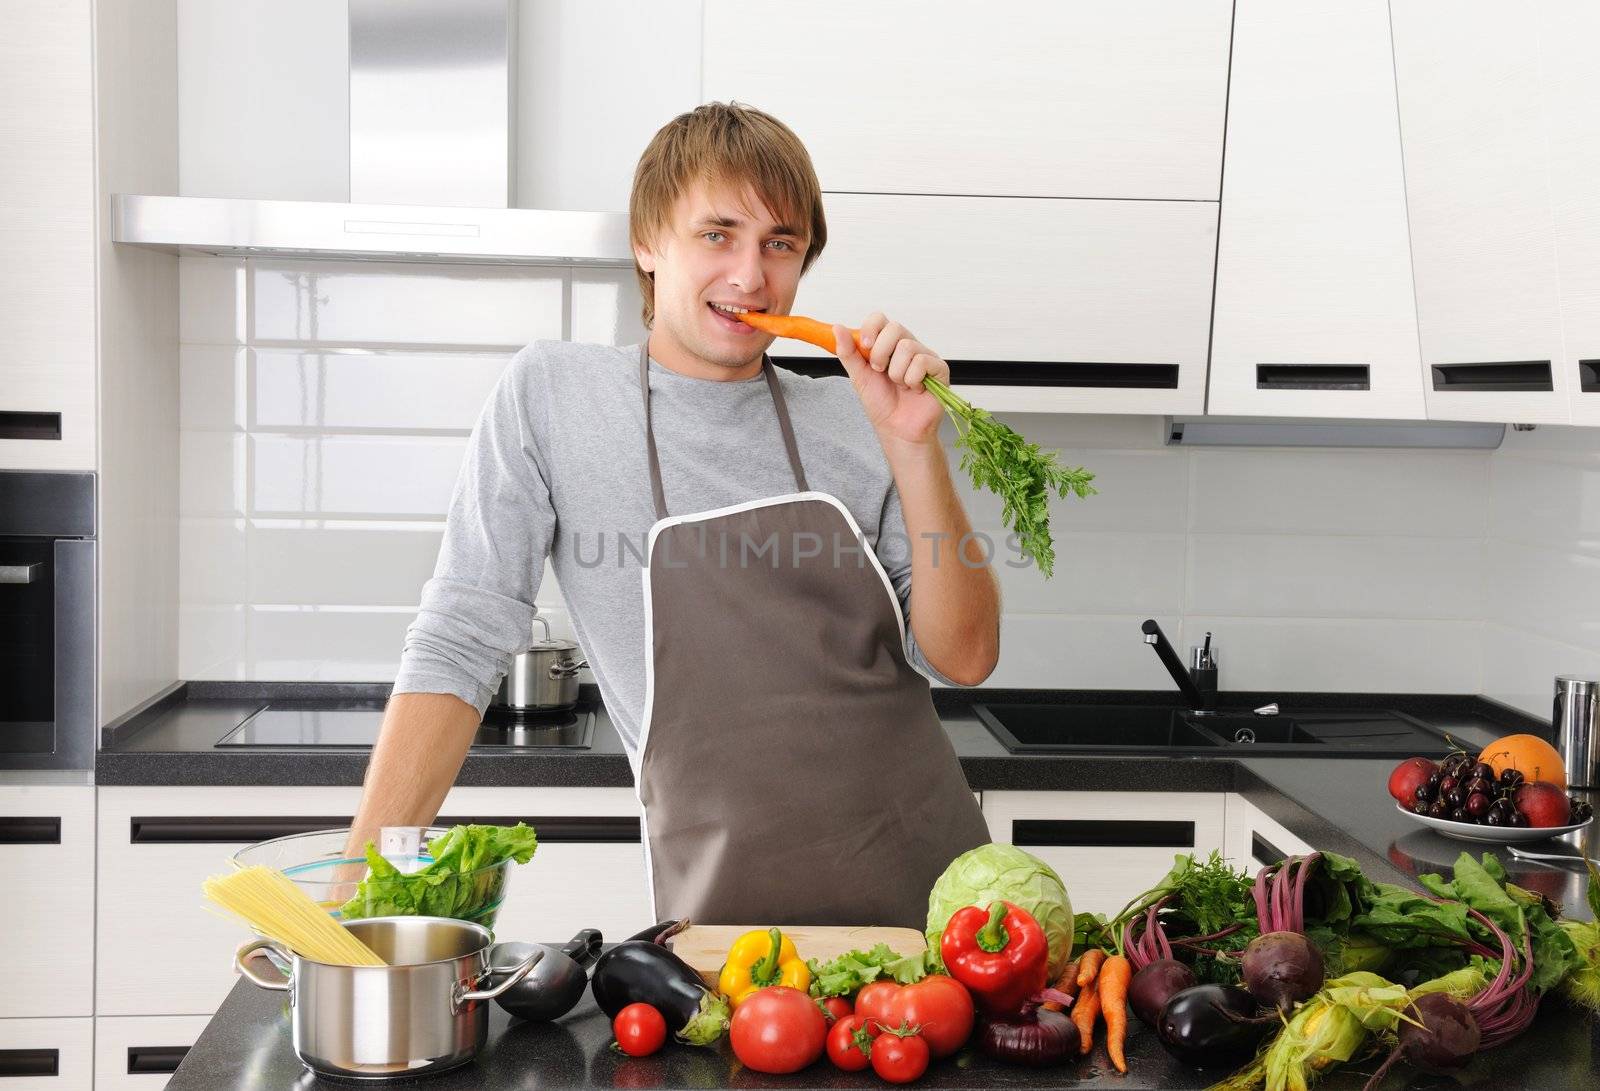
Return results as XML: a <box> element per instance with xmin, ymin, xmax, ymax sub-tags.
<box><xmin>112</xmin><ymin>0</ymin><xmax>631</xmax><ymax>267</ymax></box>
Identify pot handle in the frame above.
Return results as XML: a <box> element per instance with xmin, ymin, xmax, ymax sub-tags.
<box><xmin>455</xmin><ymin>946</ymin><xmax>543</xmax><ymax>1010</ymax></box>
<box><xmin>235</xmin><ymin>939</ymin><xmax>292</xmax><ymax>992</ymax></box>
<box><xmin>548</xmin><ymin>659</ymin><xmax>589</xmax><ymax>679</ymax></box>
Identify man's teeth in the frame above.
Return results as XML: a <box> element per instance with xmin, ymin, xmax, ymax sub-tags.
<box><xmin>710</xmin><ymin>303</ymin><xmax>752</xmax><ymax>315</ymax></box>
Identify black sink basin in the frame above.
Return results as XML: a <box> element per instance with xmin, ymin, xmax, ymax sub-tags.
<box><xmin>972</xmin><ymin>704</ymin><xmax>1222</xmax><ymax>752</ymax></box>
<box><xmin>973</xmin><ymin>702</ymin><xmax>1454</xmax><ymax>757</ymax></box>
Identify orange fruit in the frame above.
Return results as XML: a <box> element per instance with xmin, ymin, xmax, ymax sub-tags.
<box><xmin>1478</xmin><ymin>734</ymin><xmax>1566</xmax><ymax>791</ymax></box>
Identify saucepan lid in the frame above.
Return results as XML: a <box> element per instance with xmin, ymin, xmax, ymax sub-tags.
<box><xmin>527</xmin><ymin>614</ymin><xmax>579</xmax><ymax>653</ymax></box>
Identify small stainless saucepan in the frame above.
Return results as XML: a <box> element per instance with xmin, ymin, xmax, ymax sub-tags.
<box><xmin>491</xmin><ymin>615</ymin><xmax>588</xmax><ymax>712</ymax></box>
<box><xmin>235</xmin><ymin>916</ymin><xmax>541</xmax><ymax>1080</ymax></box>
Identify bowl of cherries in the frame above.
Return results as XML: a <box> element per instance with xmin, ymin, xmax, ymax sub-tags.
<box><xmin>1388</xmin><ymin>749</ymin><xmax>1594</xmax><ymax>844</ymax></box>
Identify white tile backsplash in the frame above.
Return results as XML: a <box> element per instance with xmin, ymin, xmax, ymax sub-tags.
<box><xmin>178</xmin><ymin>255</ymin><xmax>1595</xmax><ymax>706</ymax></box>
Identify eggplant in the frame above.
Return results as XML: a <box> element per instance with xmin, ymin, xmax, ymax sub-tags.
<box><xmin>1157</xmin><ymin>985</ymin><xmax>1272</xmax><ymax>1068</ymax></box>
<box><xmin>623</xmin><ymin>919</ymin><xmax>685</xmax><ymax>945</ymax></box>
<box><xmin>590</xmin><ymin>927</ymin><xmax>728</xmax><ymax>1046</ymax></box>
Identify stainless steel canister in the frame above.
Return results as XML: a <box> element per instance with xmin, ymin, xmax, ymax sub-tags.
<box><xmin>491</xmin><ymin>615</ymin><xmax>588</xmax><ymax>712</ymax></box>
<box><xmin>1552</xmin><ymin>676</ymin><xmax>1599</xmax><ymax>789</ymax></box>
<box><xmin>235</xmin><ymin>916</ymin><xmax>540</xmax><ymax>1080</ymax></box>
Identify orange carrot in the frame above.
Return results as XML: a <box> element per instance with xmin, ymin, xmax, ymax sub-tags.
<box><xmin>1070</xmin><ymin>974</ymin><xmax>1101</xmax><ymax>1055</ymax></box>
<box><xmin>1076</xmin><ymin>948</ymin><xmax>1106</xmax><ymax>988</ymax></box>
<box><xmin>733</xmin><ymin>310</ymin><xmax>869</xmax><ymax>358</ymax></box>
<box><xmin>1040</xmin><ymin>960</ymin><xmax>1078</xmax><ymax>1012</ymax></box>
<box><xmin>1097</xmin><ymin>954</ymin><xmax>1131</xmax><ymax>1074</ymax></box>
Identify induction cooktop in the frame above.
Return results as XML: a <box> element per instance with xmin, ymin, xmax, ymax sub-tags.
<box><xmin>216</xmin><ymin>702</ymin><xmax>595</xmax><ymax>749</ymax></box>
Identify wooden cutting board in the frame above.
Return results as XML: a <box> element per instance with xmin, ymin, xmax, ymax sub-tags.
<box><xmin>668</xmin><ymin>925</ymin><xmax>927</xmax><ymax>987</ymax></box>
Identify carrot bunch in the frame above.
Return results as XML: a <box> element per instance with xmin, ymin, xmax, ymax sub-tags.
<box><xmin>733</xmin><ymin>310</ymin><xmax>1096</xmax><ymax>579</ymax></box>
<box><xmin>1068</xmin><ymin>948</ymin><xmax>1131</xmax><ymax>1074</ymax></box>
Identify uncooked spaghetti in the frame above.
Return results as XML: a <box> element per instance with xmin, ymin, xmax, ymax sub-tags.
<box><xmin>204</xmin><ymin>865</ymin><xmax>385</xmax><ymax>966</ymax></box>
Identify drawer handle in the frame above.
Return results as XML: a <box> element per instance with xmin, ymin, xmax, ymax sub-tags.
<box><xmin>1579</xmin><ymin>360</ymin><xmax>1600</xmax><ymax>393</ymax></box>
<box><xmin>771</xmin><ymin>357</ymin><xmax>1182</xmax><ymax>390</ymax></box>
<box><xmin>1011</xmin><ymin>819</ymin><xmax>1195</xmax><ymax>849</ymax></box>
<box><xmin>0</xmin><ymin>1049</ymin><xmax>58</xmax><ymax>1078</ymax></box>
<box><xmin>127</xmin><ymin>1046</ymin><xmax>189</xmax><ymax>1075</ymax></box>
<box><xmin>131</xmin><ymin>815</ymin><xmax>641</xmax><ymax>844</ymax></box>
<box><xmin>1430</xmin><ymin>360</ymin><xmax>1552</xmax><ymax>392</ymax></box>
<box><xmin>0</xmin><ymin>563</ymin><xmax>41</xmax><ymax>584</ymax></box>
<box><xmin>0</xmin><ymin>817</ymin><xmax>60</xmax><ymax>845</ymax></box>
<box><xmin>0</xmin><ymin>411</ymin><xmax>62</xmax><ymax>442</ymax></box>
<box><xmin>1252</xmin><ymin>832</ymin><xmax>1288</xmax><ymax>868</ymax></box>
<box><xmin>1256</xmin><ymin>363</ymin><xmax>1370</xmax><ymax>391</ymax></box>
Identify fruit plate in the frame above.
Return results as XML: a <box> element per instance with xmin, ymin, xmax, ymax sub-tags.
<box><xmin>1396</xmin><ymin>802</ymin><xmax>1593</xmax><ymax>844</ymax></box>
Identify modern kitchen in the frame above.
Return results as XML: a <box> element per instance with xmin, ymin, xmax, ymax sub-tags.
<box><xmin>5</xmin><ymin>1</ymin><xmax>1600</xmax><ymax>1088</ymax></box>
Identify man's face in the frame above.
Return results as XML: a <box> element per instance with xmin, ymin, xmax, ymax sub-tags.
<box><xmin>634</xmin><ymin>179</ymin><xmax>808</xmax><ymax>372</ymax></box>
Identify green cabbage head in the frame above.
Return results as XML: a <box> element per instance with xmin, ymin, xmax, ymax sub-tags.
<box><xmin>926</xmin><ymin>842</ymin><xmax>1073</xmax><ymax>978</ymax></box>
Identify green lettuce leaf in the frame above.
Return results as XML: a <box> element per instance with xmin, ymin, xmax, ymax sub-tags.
<box><xmin>339</xmin><ymin>823</ymin><xmax>537</xmax><ymax>922</ymax></box>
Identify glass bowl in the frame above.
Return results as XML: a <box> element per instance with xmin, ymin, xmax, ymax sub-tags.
<box><xmin>230</xmin><ymin>827</ymin><xmax>514</xmax><ymax>926</ymax></box>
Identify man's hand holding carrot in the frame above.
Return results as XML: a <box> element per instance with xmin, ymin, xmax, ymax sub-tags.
<box><xmin>832</xmin><ymin>312</ymin><xmax>950</xmax><ymax>449</ymax></box>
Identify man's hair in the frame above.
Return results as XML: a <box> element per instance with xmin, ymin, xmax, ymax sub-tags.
<box><xmin>629</xmin><ymin>102</ymin><xmax>827</xmax><ymax>328</ymax></box>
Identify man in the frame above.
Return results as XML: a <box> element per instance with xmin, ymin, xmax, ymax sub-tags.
<box><xmin>347</xmin><ymin>103</ymin><xmax>1000</xmax><ymax>928</ymax></box>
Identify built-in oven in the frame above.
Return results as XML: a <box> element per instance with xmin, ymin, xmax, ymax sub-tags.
<box><xmin>0</xmin><ymin>471</ymin><xmax>94</xmax><ymax>769</ymax></box>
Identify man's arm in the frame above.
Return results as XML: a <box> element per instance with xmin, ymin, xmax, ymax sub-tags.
<box><xmin>832</xmin><ymin>316</ymin><xmax>1001</xmax><ymax>686</ymax></box>
<box><xmin>882</xmin><ymin>438</ymin><xmax>1001</xmax><ymax>685</ymax></box>
<box><xmin>344</xmin><ymin>693</ymin><xmax>481</xmax><ymax>856</ymax></box>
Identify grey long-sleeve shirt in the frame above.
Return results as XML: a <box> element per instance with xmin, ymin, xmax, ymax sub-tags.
<box><xmin>392</xmin><ymin>339</ymin><xmax>961</xmax><ymax>764</ymax></box>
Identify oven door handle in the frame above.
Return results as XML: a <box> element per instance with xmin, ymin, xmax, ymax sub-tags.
<box><xmin>0</xmin><ymin>563</ymin><xmax>40</xmax><ymax>584</ymax></box>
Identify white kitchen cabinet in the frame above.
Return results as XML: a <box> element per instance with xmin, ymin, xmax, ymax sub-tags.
<box><xmin>0</xmin><ymin>1018</ymin><xmax>93</xmax><ymax>1090</ymax></box>
<box><xmin>1536</xmin><ymin>4</ymin><xmax>1600</xmax><ymax>425</ymax></box>
<box><xmin>1222</xmin><ymin>793</ymin><xmax>1314</xmax><ymax>875</ymax></box>
<box><xmin>980</xmin><ymin>791</ymin><xmax>1226</xmax><ymax>917</ymax></box>
<box><xmin>0</xmin><ymin>0</ymin><xmax>98</xmax><ymax>470</ymax></box>
<box><xmin>703</xmin><ymin>1</ymin><xmax>1232</xmax><ymax>201</ymax></box>
<box><xmin>0</xmin><ymin>784</ymin><xmax>95</xmax><ymax>1019</ymax></box>
<box><xmin>1210</xmin><ymin>0</ymin><xmax>1425</xmax><ymax>420</ymax></box>
<box><xmin>1391</xmin><ymin>1</ymin><xmax>1570</xmax><ymax>425</ymax></box>
<box><xmin>95</xmin><ymin>785</ymin><xmax>649</xmax><ymax>1017</ymax></box>
<box><xmin>789</xmin><ymin>193</ymin><xmax>1218</xmax><ymax>415</ymax></box>
<box><xmin>93</xmin><ymin>1016</ymin><xmax>208</xmax><ymax>1091</ymax></box>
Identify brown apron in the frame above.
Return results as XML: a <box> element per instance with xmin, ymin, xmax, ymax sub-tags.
<box><xmin>633</xmin><ymin>343</ymin><xmax>991</xmax><ymax>929</ymax></box>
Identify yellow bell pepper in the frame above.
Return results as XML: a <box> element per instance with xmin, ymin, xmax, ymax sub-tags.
<box><xmin>717</xmin><ymin>927</ymin><xmax>810</xmax><ymax>1008</ymax></box>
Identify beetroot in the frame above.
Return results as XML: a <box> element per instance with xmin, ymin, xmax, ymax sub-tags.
<box><xmin>1363</xmin><ymin>993</ymin><xmax>1481</xmax><ymax>1089</ymax></box>
<box><xmin>1241</xmin><ymin>931</ymin><xmax>1325</xmax><ymax>1010</ymax></box>
<box><xmin>1129</xmin><ymin>959</ymin><xmax>1198</xmax><ymax>1027</ymax></box>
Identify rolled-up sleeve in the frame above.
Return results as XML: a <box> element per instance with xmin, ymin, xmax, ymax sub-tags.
<box><xmin>875</xmin><ymin>484</ymin><xmax>967</xmax><ymax>688</ymax></box>
<box><xmin>393</xmin><ymin>345</ymin><xmax>556</xmax><ymax>713</ymax></box>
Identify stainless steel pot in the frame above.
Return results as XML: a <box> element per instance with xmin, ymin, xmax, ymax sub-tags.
<box><xmin>491</xmin><ymin>615</ymin><xmax>587</xmax><ymax>712</ymax></box>
<box><xmin>235</xmin><ymin>916</ymin><xmax>541</xmax><ymax>1081</ymax></box>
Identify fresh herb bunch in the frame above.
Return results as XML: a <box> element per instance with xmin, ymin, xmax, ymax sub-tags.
<box><xmin>923</xmin><ymin>376</ymin><xmax>1096</xmax><ymax>579</ymax></box>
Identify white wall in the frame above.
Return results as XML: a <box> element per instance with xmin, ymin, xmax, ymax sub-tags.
<box><xmin>1482</xmin><ymin>427</ymin><xmax>1600</xmax><ymax>718</ymax></box>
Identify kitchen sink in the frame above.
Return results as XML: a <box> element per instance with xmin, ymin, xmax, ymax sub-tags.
<box><xmin>974</xmin><ymin>702</ymin><xmax>1454</xmax><ymax>757</ymax></box>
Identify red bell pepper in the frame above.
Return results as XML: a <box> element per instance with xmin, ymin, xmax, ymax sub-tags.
<box><xmin>940</xmin><ymin>901</ymin><xmax>1049</xmax><ymax>1017</ymax></box>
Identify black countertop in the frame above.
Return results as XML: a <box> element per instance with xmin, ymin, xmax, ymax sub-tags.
<box><xmin>145</xmin><ymin>683</ymin><xmax>1598</xmax><ymax>1088</ymax></box>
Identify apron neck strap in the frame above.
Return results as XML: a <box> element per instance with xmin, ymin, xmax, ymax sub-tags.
<box><xmin>639</xmin><ymin>341</ymin><xmax>810</xmax><ymax>521</ymax></box>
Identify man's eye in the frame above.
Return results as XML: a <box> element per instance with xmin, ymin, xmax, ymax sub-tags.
<box><xmin>703</xmin><ymin>231</ymin><xmax>725</xmax><ymax>243</ymax></box>
<box><xmin>767</xmin><ymin>240</ymin><xmax>793</xmax><ymax>252</ymax></box>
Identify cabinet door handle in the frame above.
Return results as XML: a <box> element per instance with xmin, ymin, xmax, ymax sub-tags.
<box><xmin>1578</xmin><ymin>360</ymin><xmax>1599</xmax><ymax>393</ymax></box>
<box><xmin>0</xmin><ymin>563</ymin><xmax>41</xmax><ymax>584</ymax></box>
<box><xmin>1256</xmin><ymin>363</ymin><xmax>1370</xmax><ymax>391</ymax></box>
<box><xmin>127</xmin><ymin>1046</ymin><xmax>189</xmax><ymax>1075</ymax></box>
<box><xmin>1430</xmin><ymin>360</ymin><xmax>1552</xmax><ymax>392</ymax></box>
<box><xmin>1251</xmin><ymin>832</ymin><xmax>1288</xmax><ymax>868</ymax></box>
<box><xmin>0</xmin><ymin>411</ymin><xmax>62</xmax><ymax>441</ymax></box>
<box><xmin>771</xmin><ymin>357</ymin><xmax>1181</xmax><ymax>390</ymax></box>
<box><xmin>0</xmin><ymin>817</ymin><xmax>60</xmax><ymax>845</ymax></box>
<box><xmin>131</xmin><ymin>815</ymin><xmax>641</xmax><ymax>844</ymax></box>
<box><xmin>0</xmin><ymin>1049</ymin><xmax>59</xmax><ymax>1077</ymax></box>
<box><xmin>1011</xmin><ymin>819</ymin><xmax>1194</xmax><ymax>849</ymax></box>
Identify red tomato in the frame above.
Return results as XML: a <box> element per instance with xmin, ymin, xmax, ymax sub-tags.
<box><xmin>871</xmin><ymin>1031</ymin><xmax>930</xmax><ymax>1084</ymax></box>
<box><xmin>854</xmin><ymin>980</ymin><xmax>902</xmax><ymax>1026</ymax></box>
<box><xmin>818</xmin><ymin>995</ymin><xmax>852</xmax><ymax>1025</ymax></box>
<box><xmin>825</xmin><ymin>1014</ymin><xmax>879</xmax><ymax>1071</ymax></box>
<box><xmin>894</xmin><ymin>975</ymin><xmax>975</xmax><ymax>1058</ymax></box>
<box><xmin>612</xmin><ymin>1003</ymin><xmax>667</xmax><ymax>1057</ymax></box>
<box><xmin>729</xmin><ymin>986</ymin><xmax>827</xmax><ymax>1074</ymax></box>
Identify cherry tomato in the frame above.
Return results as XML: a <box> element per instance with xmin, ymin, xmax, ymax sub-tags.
<box><xmin>894</xmin><ymin>974</ymin><xmax>975</xmax><ymax>1058</ymax></box>
<box><xmin>825</xmin><ymin>1014</ymin><xmax>879</xmax><ymax>1071</ymax></box>
<box><xmin>612</xmin><ymin>1003</ymin><xmax>667</xmax><ymax>1057</ymax></box>
<box><xmin>729</xmin><ymin>986</ymin><xmax>827</xmax><ymax>1074</ymax></box>
<box><xmin>854</xmin><ymin>980</ymin><xmax>902</xmax><ymax>1026</ymax></box>
<box><xmin>819</xmin><ymin>995</ymin><xmax>852</xmax><ymax>1025</ymax></box>
<box><xmin>871</xmin><ymin>1030</ymin><xmax>930</xmax><ymax>1084</ymax></box>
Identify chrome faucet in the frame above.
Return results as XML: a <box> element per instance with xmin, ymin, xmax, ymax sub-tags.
<box><xmin>1141</xmin><ymin>619</ymin><xmax>1217</xmax><ymax>712</ymax></box>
